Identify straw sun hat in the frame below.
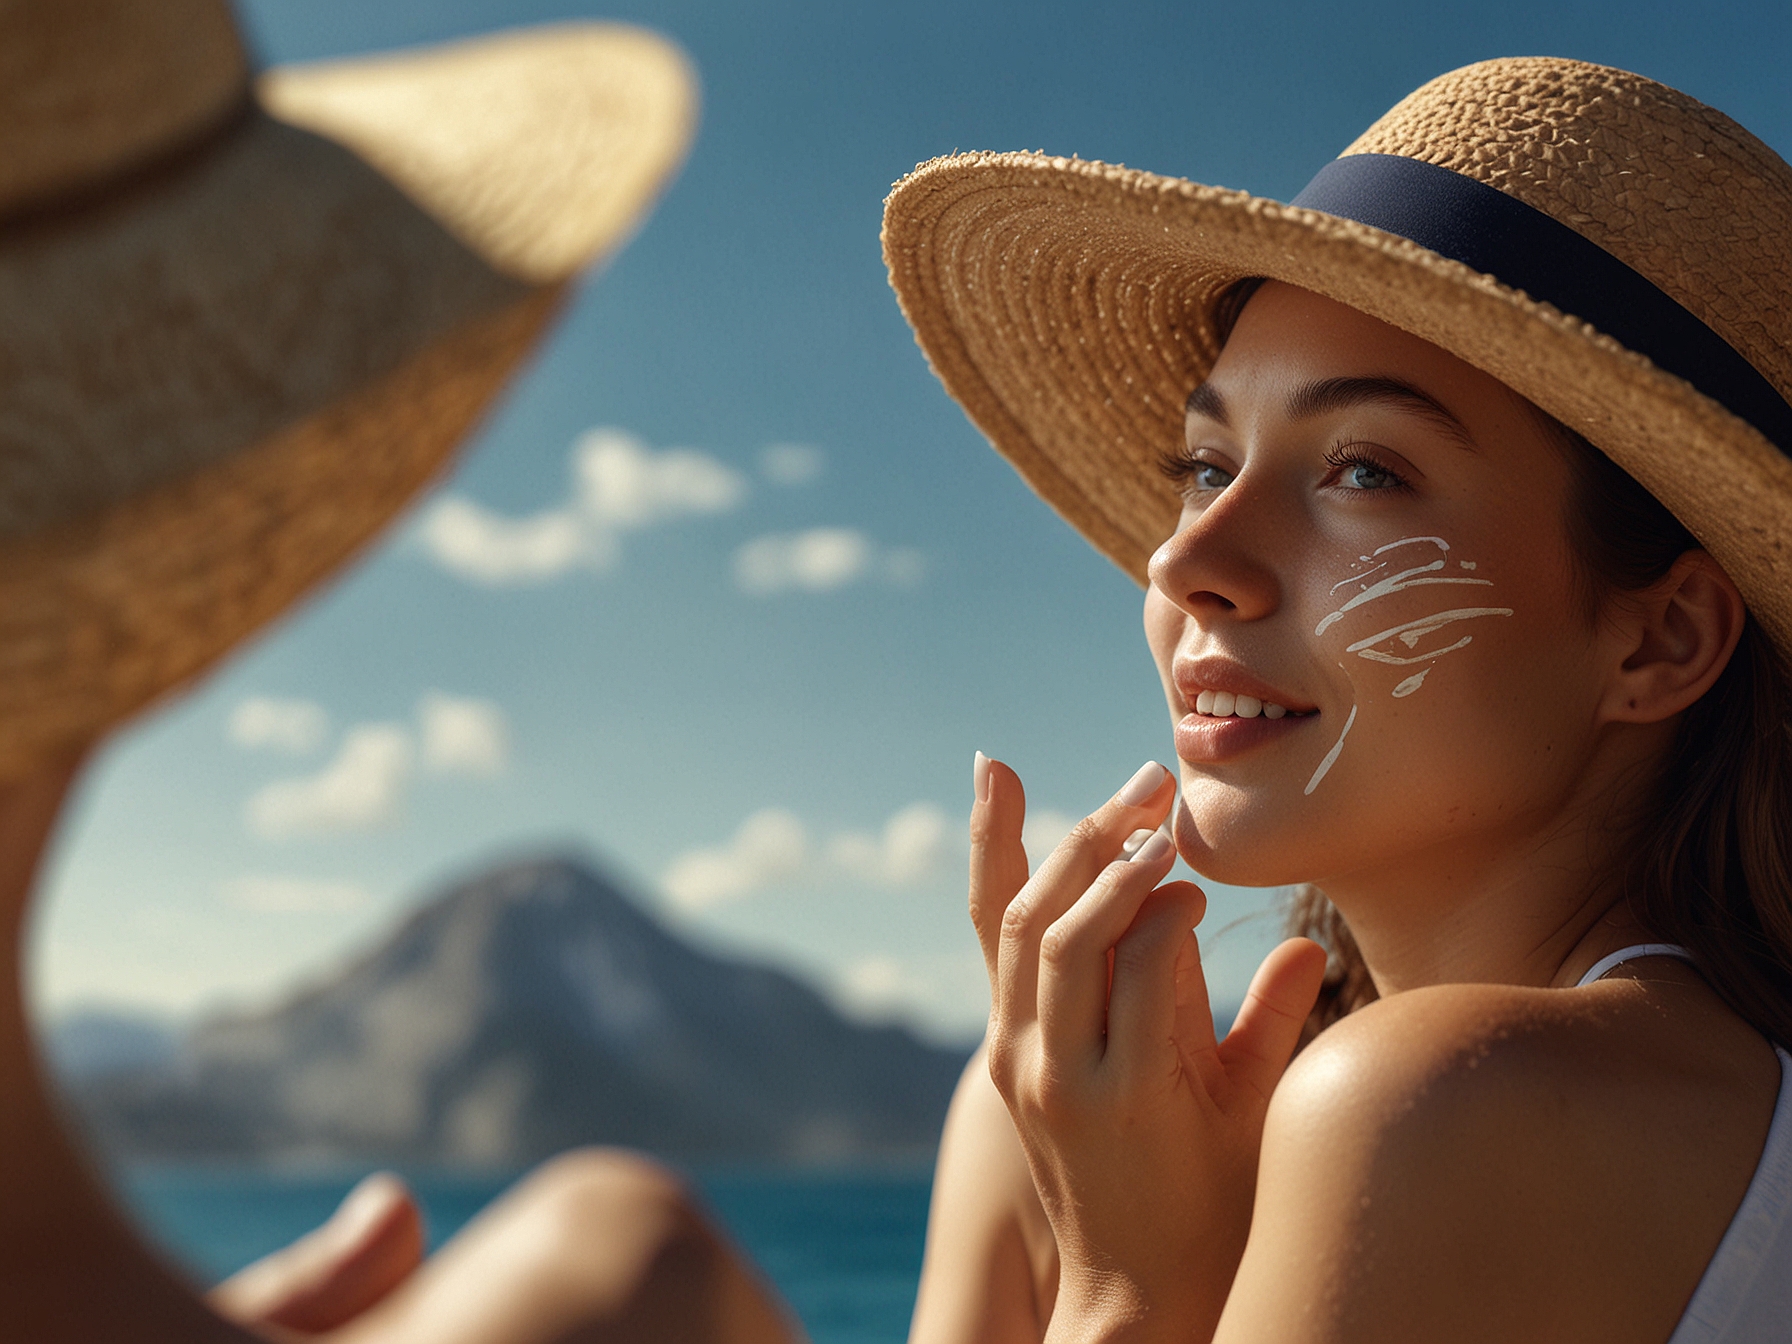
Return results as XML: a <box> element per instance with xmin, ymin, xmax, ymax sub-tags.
<box><xmin>883</xmin><ymin>58</ymin><xmax>1792</xmax><ymax>650</ymax></box>
<box><xmin>0</xmin><ymin>0</ymin><xmax>696</xmax><ymax>779</ymax></box>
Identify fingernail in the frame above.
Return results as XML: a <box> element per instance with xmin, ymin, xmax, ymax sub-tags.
<box><xmin>1121</xmin><ymin>827</ymin><xmax>1156</xmax><ymax>856</ymax></box>
<box><xmin>334</xmin><ymin>1172</ymin><xmax>404</xmax><ymax>1236</ymax></box>
<box><xmin>1117</xmin><ymin>760</ymin><xmax>1166</xmax><ymax>807</ymax></box>
<box><xmin>974</xmin><ymin>750</ymin><xmax>991</xmax><ymax>803</ymax></box>
<box><xmin>1131</xmin><ymin>831</ymin><xmax>1175</xmax><ymax>866</ymax></box>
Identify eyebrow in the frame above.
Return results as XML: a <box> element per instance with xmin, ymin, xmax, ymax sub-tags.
<box><xmin>1185</xmin><ymin>375</ymin><xmax>1478</xmax><ymax>449</ymax></box>
<box><xmin>1184</xmin><ymin>381</ymin><xmax>1229</xmax><ymax>426</ymax></box>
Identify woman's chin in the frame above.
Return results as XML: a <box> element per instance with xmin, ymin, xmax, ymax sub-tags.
<box><xmin>1171</xmin><ymin>802</ymin><xmax>1321</xmax><ymax>889</ymax></box>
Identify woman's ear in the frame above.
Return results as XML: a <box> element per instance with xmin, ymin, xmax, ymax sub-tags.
<box><xmin>1600</xmin><ymin>551</ymin><xmax>1745</xmax><ymax>725</ymax></box>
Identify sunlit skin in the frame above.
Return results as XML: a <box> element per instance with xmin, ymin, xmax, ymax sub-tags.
<box><xmin>917</xmin><ymin>282</ymin><xmax>1784</xmax><ymax>1344</ymax></box>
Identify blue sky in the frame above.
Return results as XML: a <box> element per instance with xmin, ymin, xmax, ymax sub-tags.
<box><xmin>27</xmin><ymin>0</ymin><xmax>1791</xmax><ymax>1043</ymax></box>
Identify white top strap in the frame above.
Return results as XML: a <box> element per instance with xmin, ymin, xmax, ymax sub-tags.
<box><xmin>1575</xmin><ymin>942</ymin><xmax>1695</xmax><ymax>988</ymax></box>
<box><xmin>1665</xmin><ymin>1047</ymin><xmax>1792</xmax><ymax>1343</ymax></box>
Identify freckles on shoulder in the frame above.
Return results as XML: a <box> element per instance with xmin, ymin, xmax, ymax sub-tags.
<box><xmin>1254</xmin><ymin>997</ymin><xmax>1575</xmax><ymax>1237</ymax></box>
<box><xmin>1266</xmin><ymin>984</ymin><xmax>1565</xmax><ymax>1146</ymax></box>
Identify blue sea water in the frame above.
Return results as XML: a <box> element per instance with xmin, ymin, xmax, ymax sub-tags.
<box><xmin>120</xmin><ymin>1164</ymin><xmax>933</xmax><ymax>1344</ymax></box>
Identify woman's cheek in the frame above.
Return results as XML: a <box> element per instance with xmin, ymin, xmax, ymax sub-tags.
<box><xmin>1298</xmin><ymin>535</ymin><xmax>1516</xmax><ymax>799</ymax></box>
<box><xmin>1335</xmin><ymin>616</ymin><xmax>1585</xmax><ymax>846</ymax></box>
<box><xmin>1339</xmin><ymin>670</ymin><xmax>1499</xmax><ymax>819</ymax></box>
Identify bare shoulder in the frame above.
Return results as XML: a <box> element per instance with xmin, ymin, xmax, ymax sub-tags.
<box><xmin>1215</xmin><ymin>975</ymin><xmax>1780</xmax><ymax>1344</ymax></box>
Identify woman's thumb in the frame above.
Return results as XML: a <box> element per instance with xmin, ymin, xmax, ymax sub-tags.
<box><xmin>1216</xmin><ymin>937</ymin><xmax>1328</xmax><ymax>1106</ymax></box>
<box><xmin>209</xmin><ymin>1171</ymin><xmax>424</xmax><ymax>1333</ymax></box>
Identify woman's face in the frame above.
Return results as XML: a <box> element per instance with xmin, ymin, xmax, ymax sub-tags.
<box><xmin>1146</xmin><ymin>281</ymin><xmax>1615</xmax><ymax>890</ymax></box>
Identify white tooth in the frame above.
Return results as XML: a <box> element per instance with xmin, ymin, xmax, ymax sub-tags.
<box><xmin>1263</xmin><ymin>702</ymin><xmax>1287</xmax><ymax>720</ymax></box>
<box><xmin>1195</xmin><ymin>689</ymin><xmax>1215</xmax><ymax>715</ymax></box>
<box><xmin>1235</xmin><ymin>695</ymin><xmax>1262</xmax><ymax>718</ymax></box>
<box><xmin>1211</xmin><ymin>691</ymin><xmax>1236</xmax><ymax>717</ymax></box>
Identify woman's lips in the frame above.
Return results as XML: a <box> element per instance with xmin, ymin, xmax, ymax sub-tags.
<box><xmin>1174</xmin><ymin>709</ymin><xmax>1315</xmax><ymax>764</ymax></box>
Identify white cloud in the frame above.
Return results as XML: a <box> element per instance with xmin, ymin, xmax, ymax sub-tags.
<box><xmin>733</xmin><ymin>528</ymin><xmax>870</xmax><ymax>594</ymax></box>
<box><xmin>836</xmin><ymin>955</ymin><xmax>909</xmax><ymax>1014</ymax></box>
<box><xmin>732</xmin><ymin>529</ymin><xmax>926</xmax><ymax>596</ymax></box>
<box><xmin>419</xmin><ymin>499</ymin><xmax>603</xmax><ymax>587</ymax></box>
<box><xmin>418</xmin><ymin>692</ymin><xmax>509</xmax><ymax>777</ymax></box>
<box><xmin>827</xmin><ymin>802</ymin><xmax>952</xmax><ymax>887</ymax></box>
<box><xmin>662</xmin><ymin>808</ymin><xmax>809</xmax><ymax>912</ymax></box>
<box><xmin>662</xmin><ymin>800</ymin><xmax>959</xmax><ymax>912</ymax></box>
<box><xmin>831</xmin><ymin>951</ymin><xmax>992</xmax><ymax>1035</ymax></box>
<box><xmin>1022</xmin><ymin>809</ymin><xmax>1077</xmax><ymax>866</ymax></box>
<box><xmin>221</xmin><ymin>874</ymin><xmax>372</xmax><ymax>913</ymax></box>
<box><xmin>574</xmin><ymin>427</ymin><xmax>746</xmax><ymax>526</ymax></box>
<box><xmin>759</xmin><ymin>443</ymin><xmax>825</xmax><ymax>486</ymax></box>
<box><xmin>247</xmin><ymin>724</ymin><xmax>414</xmax><ymax>839</ymax></box>
<box><xmin>420</xmin><ymin>428</ymin><xmax>747</xmax><ymax>586</ymax></box>
<box><xmin>228</xmin><ymin>697</ymin><xmax>329</xmax><ymax>755</ymax></box>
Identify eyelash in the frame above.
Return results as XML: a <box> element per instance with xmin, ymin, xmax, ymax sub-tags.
<box><xmin>1322</xmin><ymin>441</ymin><xmax>1413</xmax><ymax>493</ymax></box>
<box><xmin>1158</xmin><ymin>447</ymin><xmax>1212</xmax><ymax>488</ymax></box>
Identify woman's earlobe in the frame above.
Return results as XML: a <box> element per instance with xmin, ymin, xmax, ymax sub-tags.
<box><xmin>1604</xmin><ymin>552</ymin><xmax>1746</xmax><ymax>724</ymax></box>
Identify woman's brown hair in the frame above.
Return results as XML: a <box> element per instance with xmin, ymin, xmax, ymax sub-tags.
<box><xmin>1290</xmin><ymin>416</ymin><xmax>1792</xmax><ymax>1047</ymax></box>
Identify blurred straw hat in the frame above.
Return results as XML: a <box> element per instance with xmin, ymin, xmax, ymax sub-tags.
<box><xmin>0</xmin><ymin>0</ymin><xmax>696</xmax><ymax>778</ymax></box>
<box><xmin>882</xmin><ymin>58</ymin><xmax>1792</xmax><ymax>651</ymax></box>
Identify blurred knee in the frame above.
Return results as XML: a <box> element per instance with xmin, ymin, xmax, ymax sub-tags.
<box><xmin>371</xmin><ymin>1149</ymin><xmax>794</xmax><ymax>1343</ymax></box>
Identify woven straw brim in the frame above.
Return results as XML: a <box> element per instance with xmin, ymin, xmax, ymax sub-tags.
<box><xmin>883</xmin><ymin>152</ymin><xmax>1792</xmax><ymax>654</ymax></box>
<box><xmin>0</xmin><ymin>25</ymin><xmax>695</xmax><ymax>780</ymax></box>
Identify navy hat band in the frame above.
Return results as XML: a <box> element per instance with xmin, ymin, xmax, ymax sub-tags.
<box><xmin>1290</xmin><ymin>153</ymin><xmax>1792</xmax><ymax>455</ymax></box>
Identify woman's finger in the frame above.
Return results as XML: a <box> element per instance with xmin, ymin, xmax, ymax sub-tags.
<box><xmin>1216</xmin><ymin>937</ymin><xmax>1329</xmax><ymax>1107</ymax></box>
<box><xmin>1172</xmin><ymin>910</ymin><xmax>1225</xmax><ymax>1094</ymax></box>
<box><xmin>209</xmin><ymin>1171</ymin><xmax>423</xmax><ymax>1333</ymax></box>
<box><xmin>968</xmin><ymin>752</ymin><xmax>1030</xmax><ymax>984</ymax></box>
<box><xmin>1035</xmin><ymin>833</ymin><xmax>1183</xmax><ymax>1068</ymax></box>
<box><xmin>995</xmin><ymin>762</ymin><xmax>1175</xmax><ymax>1039</ymax></box>
<box><xmin>1104</xmin><ymin>880</ymin><xmax>1222</xmax><ymax>1093</ymax></box>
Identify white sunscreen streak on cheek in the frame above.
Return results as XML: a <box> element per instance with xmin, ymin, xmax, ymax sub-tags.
<box><xmin>1309</xmin><ymin>540</ymin><xmax>1508</xmax><ymax>792</ymax></box>
<box><xmin>1373</xmin><ymin>535</ymin><xmax>1450</xmax><ymax>556</ymax></box>
<box><xmin>1331</xmin><ymin>561</ymin><xmax>1387</xmax><ymax>595</ymax></box>
<box><xmin>1346</xmin><ymin>607</ymin><xmax>1515</xmax><ymax>665</ymax></box>
<box><xmin>1313</xmin><ymin>535</ymin><xmax>1494</xmax><ymax>637</ymax></box>
<box><xmin>1304</xmin><ymin>703</ymin><xmax>1357</xmax><ymax>795</ymax></box>
<box><xmin>1392</xmin><ymin>668</ymin><xmax>1431</xmax><ymax>697</ymax></box>
<box><xmin>1317</xmin><ymin>538</ymin><xmax>1515</xmax><ymax>705</ymax></box>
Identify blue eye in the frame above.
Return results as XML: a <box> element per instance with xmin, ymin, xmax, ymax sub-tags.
<box><xmin>1323</xmin><ymin>444</ymin><xmax>1409</xmax><ymax>493</ymax></box>
<box><xmin>1345</xmin><ymin>462</ymin><xmax>1396</xmax><ymax>490</ymax></box>
<box><xmin>1158</xmin><ymin>451</ymin><xmax>1235</xmax><ymax>494</ymax></box>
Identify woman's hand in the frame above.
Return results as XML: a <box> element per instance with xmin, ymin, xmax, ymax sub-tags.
<box><xmin>970</xmin><ymin>753</ymin><xmax>1327</xmax><ymax>1344</ymax></box>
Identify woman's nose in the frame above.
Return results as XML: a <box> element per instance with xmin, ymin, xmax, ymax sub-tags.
<box><xmin>1146</xmin><ymin>486</ymin><xmax>1281</xmax><ymax>623</ymax></box>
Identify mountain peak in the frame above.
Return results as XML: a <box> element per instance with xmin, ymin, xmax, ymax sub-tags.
<box><xmin>67</xmin><ymin>854</ymin><xmax>970</xmax><ymax>1168</ymax></box>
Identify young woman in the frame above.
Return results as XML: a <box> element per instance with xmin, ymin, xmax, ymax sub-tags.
<box><xmin>886</xmin><ymin>55</ymin><xmax>1792</xmax><ymax>1344</ymax></box>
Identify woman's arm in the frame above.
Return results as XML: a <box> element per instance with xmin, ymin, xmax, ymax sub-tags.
<box><xmin>909</xmin><ymin>1045</ymin><xmax>1058</xmax><ymax>1344</ymax></box>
